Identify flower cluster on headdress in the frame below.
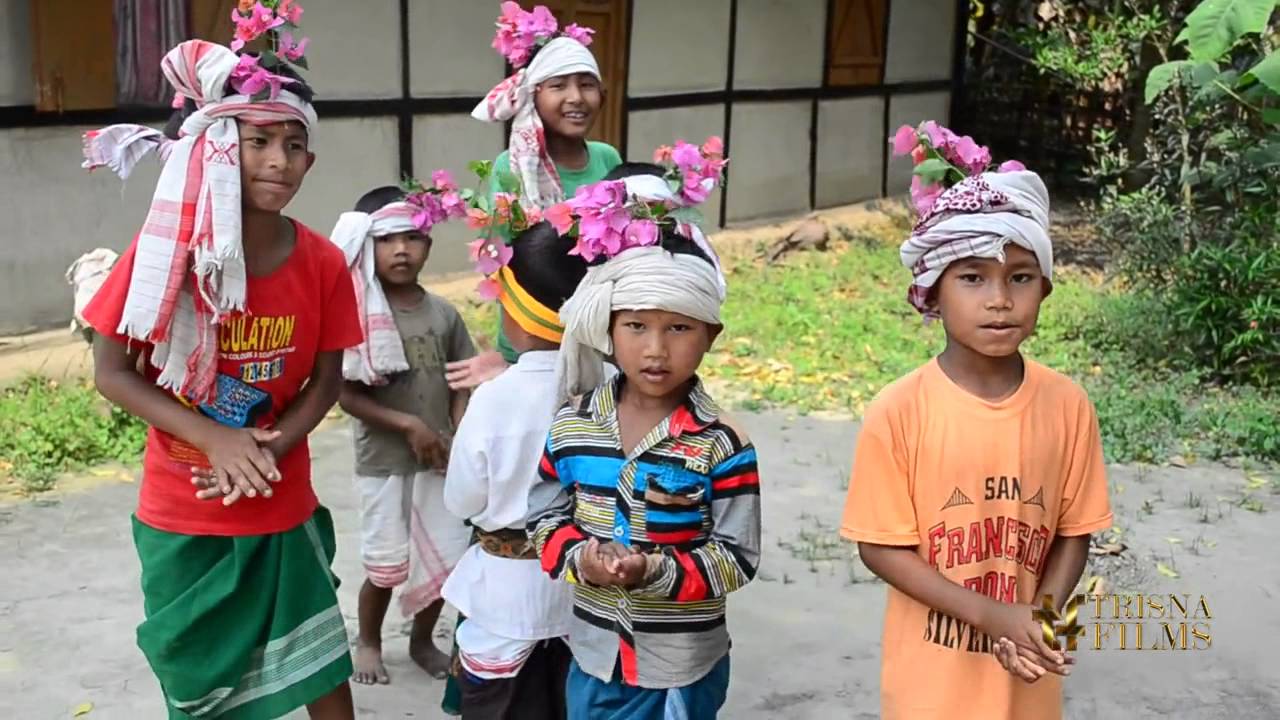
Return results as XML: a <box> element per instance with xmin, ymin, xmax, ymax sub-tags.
<box><xmin>892</xmin><ymin>121</ymin><xmax>1025</xmax><ymax>217</ymax></box>
<box><xmin>491</xmin><ymin>1</ymin><xmax>595</xmax><ymax>69</ymax></box>
<box><xmin>227</xmin><ymin>0</ymin><xmax>310</xmax><ymax>101</ymax></box>
<box><xmin>543</xmin><ymin>137</ymin><xmax>726</xmax><ymax>263</ymax></box>
<box><xmin>453</xmin><ymin>162</ymin><xmax>545</xmax><ymax>300</ymax></box>
<box><xmin>400</xmin><ymin>170</ymin><xmax>469</xmax><ymax>234</ymax></box>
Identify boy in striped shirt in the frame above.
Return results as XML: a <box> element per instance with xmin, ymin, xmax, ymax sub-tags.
<box><xmin>529</xmin><ymin>168</ymin><xmax>760</xmax><ymax>719</ymax></box>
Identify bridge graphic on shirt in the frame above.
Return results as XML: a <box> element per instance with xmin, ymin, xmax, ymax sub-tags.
<box><xmin>940</xmin><ymin>477</ymin><xmax>1045</xmax><ymax>512</ymax></box>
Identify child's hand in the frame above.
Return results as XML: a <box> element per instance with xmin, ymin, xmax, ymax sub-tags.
<box><xmin>994</xmin><ymin>637</ymin><xmax>1062</xmax><ymax>683</ymax></box>
<box><xmin>404</xmin><ymin>418</ymin><xmax>449</xmax><ymax>468</ymax></box>
<box><xmin>981</xmin><ymin>602</ymin><xmax>1073</xmax><ymax>676</ymax></box>
<box><xmin>599</xmin><ymin>542</ymin><xmax>648</xmax><ymax>587</ymax></box>
<box><xmin>577</xmin><ymin>538</ymin><xmax>617</xmax><ymax>586</ymax></box>
<box><xmin>445</xmin><ymin>352</ymin><xmax>508</xmax><ymax>390</ymax></box>
<box><xmin>194</xmin><ymin>426</ymin><xmax>281</xmax><ymax>503</ymax></box>
<box><xmin>192</xmin><ymin>446</ymin><xmax>278</xmax><ymax>506</ymax></box>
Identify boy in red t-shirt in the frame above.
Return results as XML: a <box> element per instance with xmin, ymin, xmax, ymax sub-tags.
<box><xmin>82</xmin><ymin>31</ymin><xmax>362</xmax><ymax>720</ymax></box>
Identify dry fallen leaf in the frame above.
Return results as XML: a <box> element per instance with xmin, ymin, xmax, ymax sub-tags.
<box><xmin>1156</xmin><ymin>562</ymin><xmax>1179</xmax><ymax>579</ymax></box>
<box><xmin>73</xmin><ymin>702</ymin><xmax>93</xmax><ymax>717</ymax></box>
<box><xmin>1089</xmin><ymin>542</ymin><xmax>1127</xmax><ymax>556</ymax></box>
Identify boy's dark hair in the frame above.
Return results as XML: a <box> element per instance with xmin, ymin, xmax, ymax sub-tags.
<box><xmin>162</xmin><ymin>58</ymin><xmax>316</xmax><ymax>141</ymax></box>
<box><xmin>604</xmin><ymin>162</ymin><xmax>666</xmax><ymax>181</ymax></box>
<box><xmin>508</xmin><ymin>221</ymin><xmax>589</xmax><ymax>311</ymax></box>
<box><xmin>354</xmin><ymin>186</ymin><xmax>407</xmax><ymax>213</ymax></box>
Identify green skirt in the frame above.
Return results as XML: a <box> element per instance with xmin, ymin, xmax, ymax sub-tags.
<box><xmin>133</xmin><ymin>508</ymin><xmax>353</xmax><ymax>719</ymax></box>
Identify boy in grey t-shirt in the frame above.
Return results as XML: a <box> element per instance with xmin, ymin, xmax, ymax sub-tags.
<box><xmin>335</xmin><ymin>185</ymin><xmax>476</xmax><ymax>686</ymax></box>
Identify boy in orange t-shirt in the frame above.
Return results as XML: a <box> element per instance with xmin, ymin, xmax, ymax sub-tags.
<box><xmin>841</xmin><ymin>167</ymin><xmax>1113</xmax><ymax>720</ymax></box>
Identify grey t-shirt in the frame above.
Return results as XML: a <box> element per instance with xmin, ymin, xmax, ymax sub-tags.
<box><xmin>353</xmin><ymin>291</ymin><xmax>476</xmax><ymax>476</ymax></box>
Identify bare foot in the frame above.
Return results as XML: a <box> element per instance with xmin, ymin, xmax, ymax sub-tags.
<box><xmin>353</xmin><ymin>643</ymin><xmax>390</xmax><ymax>685</ymax></box>
<box><xmin>409</xmin><ymin>636</ymin><xmax>452</xmax><ymax>680</ymax></box>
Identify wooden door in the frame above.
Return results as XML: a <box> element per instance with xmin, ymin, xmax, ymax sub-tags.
<box><xmin>31</xmin><ymin>0</ymin><xmax>117</xmax><ymax>111</ymax></box>
<box><xmin>522</xmin><ymin>0</ymin><xmax>629</xmax><ymax>149</ymax></box>
<box><xmin>826</xmin><ymin>0</ymin><xmax>887</xmax><ymax>86</ymax></box>
<box><xmin>190</xmin><ymin>0</ymin><xmax>237</xmax><ymax>46</ymax></box>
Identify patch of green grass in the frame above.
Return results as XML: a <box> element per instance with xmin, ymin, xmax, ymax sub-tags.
<box><xmin>701</xmin><ymin>235</ymin><xmax>1278</xmax><ymax>465</ymax></box>
<box><xmin>0</xmin><ymin>376</ymin><xmax>147</xmax><ymax>492</ymax></box>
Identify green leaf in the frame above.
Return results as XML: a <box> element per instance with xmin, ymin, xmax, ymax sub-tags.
<box><xmin>496</xmin><ymin>169</ymin><xmax>521</xmax><ymax>194</ymax></box>
<box><xmin>1262</xmin><ymin>108</ymin><xmax>1280</xmax><ymax>125</ymax></box>
<box><xmin>1145</xmin><ymin>60</ymin><xmax>1194</xmax><ymax>104</ymax></box>
<box><xmin>468</xmin><ymin>160</ymin><xmax>493</xmax><ymax>182</ymax></box>
<box><xmin>1174</xmin><ymin>0</ymin><xmax>1276</xmax><ymax>62</ymax></box>
<box><xmin>911</xmin><ymin>158</ymin><xmax>951</xmax><ymax>184</ymax></box>
<box><xmin>290</xmin><ymin>54</ymin><xmax>309</xmax><ymax>71</ymax></box>
<box><xmin>258</xmin><ymin>50</ymin><xmax>281</xmax><ymax>68</ymax></box>
<box><xmin>668</xmin><ymin>207</ymin><xmax>705</xmax><ymax>226</ymax></box>
<box><xmin>1243</xmin><ymin>50</ymin><xmax>1280</xmax><ymax>95</ymax></box>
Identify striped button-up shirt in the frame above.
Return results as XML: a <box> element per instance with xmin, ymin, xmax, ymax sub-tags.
<box><xmin>528</xmin><ymin>377</ymin><xmax>761</xmax><ymax>689</ymax></box>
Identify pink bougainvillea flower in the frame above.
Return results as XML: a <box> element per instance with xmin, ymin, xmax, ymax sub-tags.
<box><xmin>431</xmin><ymin>169</ymin><xmax>458</xmax><ymax>192</ymax></box>
<box><xmin>652</xmin><ymin>145</ymin><xmax>674</xmax><ymax>164</ymax></box>
<box><xmin>524</xmin><ymin>206</ymin><xmax>543</xmax><ymax>226</ymax></box>
<box><xmin>278</xmin><ymin>0</ymin><xmax>303</xmax><ymax>25</ymax></box>
<box><xmin>910</xmin><ymin>176</ymin><xmax>944</xmax><ymax>217</ymax></box>
<box><xmin>278</xmin><ymin>32</ymin><xmax>309</xmax><ymax>62</ymax></box>
<box><xmin>671</xmin><ymin>141</ymin><xmax>703</xmax><ymax>174</ymax></box>
<box><xmin>411</xmin><ymin>193</ymin><xmax>447</xmax><ymax>231</ymax></box>
<box><xmin>892</xmin><ymin>125</ymin><xmax>918</xmax><ymax>156</ymax></box>
<box><xmin>701</xmin><ymin>135</ymin><xmax>724</xmax><ymax>159</ymax></box>
<box><xmin>998</xmin><ymin>159</ymin><xmax>1027</xmax><ymax>173</ymax></box>
<box><xmin>476</xmin><ymin>277</ymin><xmax>502</xmax><ymax>301</ymax></box>
<box><xmin>563</xmin><ymin>23</ymin><xmax>595</xmax><ymax>46</ymax></box>
<box><xmin>910</xmin><ymin>144</ymin><xmax>928</xmax><ymax>165</ymax></box>
<box><xmin>519</xmin><ymin>5</ymin><xmax>559</xmax><ymax>39</ymax></box>
<box><xmin>545</xmin><ymin>202</ymin><xmax>575</xmax><ymax>234</ymax></box>
<box><xmin>230</xmin><ymin>2</ymin><xmax>284</xmax><ymax>52</ymax></box>
<box><xmin>623</xmin><ymin>219</ymin><xmax>659</xmax><ymax>249</ymax></box>
<box><xmin>921</xmin><ymin>121</ymin><xmax>955</xmax><ymax>151</ymax></box>
<box><xmin>679</xmin><ymin>172</ymin><xmax>714</xmax><ymax>205</ymax></box>
<box><xmin>466</xmin><ymin>208</ymin><xmax>491</xmax><ymax>230</ymax></box>
<box><xmin>469</xmin><ymin>238</ymin><xmax>514</xmax><ymax>275</ymax></box>
<box><xmin>950</xmin><ymin>135</ymin><xmax>991</xmax><ymax>174</ymax></box>
<box><xmin>228</xmin><ymin>54</ymin><xmax>295</xmax><ymax>99</ymax></box>
<box><xmin>440</xmin><ymin>191</ymin><xmax>466</xmax><ymax>218</ymax></box>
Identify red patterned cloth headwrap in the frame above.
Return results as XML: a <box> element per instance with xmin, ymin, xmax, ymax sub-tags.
<box><xmin>471</xmin><ymin>36</ymin><xmax>599</xmax><ymax>209</ymax></box>
<box><xmin>82</xmin><ymin>39</ymin><xmax>317</xmax><ymax>402</ymax></box>
<box><xmin>899</xmin><ymin>170</ymin><xmax>1053</xmax><ymax>319</ymax></box>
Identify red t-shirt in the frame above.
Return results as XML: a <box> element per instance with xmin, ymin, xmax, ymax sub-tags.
<box><xmin>84</xmin><ymin>220</ymin><xmax>362</xmax><ymax>536</ymax></box>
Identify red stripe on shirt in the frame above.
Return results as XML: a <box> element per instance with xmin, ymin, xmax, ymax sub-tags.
<box><xmin>618</xmin><ymin>636</ymin><xmax>639</xmax><ymax>686</ymax></box>
<box><xmin>673</xmin><ymin>550</ymin><xmax>709</xmax><ymax>602</ymax></box>
<box><xmin>540</xmin><ymin>524</ymin><xmax>585</xmax><ymax>576</ymax></box>
<box><xmin>712</xmin><ymin>470</ymin><xmax>759</xmax><ymax>493</ymax></box>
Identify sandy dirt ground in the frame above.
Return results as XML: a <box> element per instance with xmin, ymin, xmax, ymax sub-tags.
<box><xmin>2</xmin><ymin>411</ymin><xmax>1277</xmax><ymax>720</ymax></box>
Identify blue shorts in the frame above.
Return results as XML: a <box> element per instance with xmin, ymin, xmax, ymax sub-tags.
<box><xmin>566</xmin><ymin>654</ymin><xmax>731</xmax><ymax>720</ymax></box>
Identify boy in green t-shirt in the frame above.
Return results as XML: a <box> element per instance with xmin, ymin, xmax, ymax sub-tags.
<box><xmin>449</xmin><ymin>8</ymin><xmax>622</xmax><ymax>389</ymax></box>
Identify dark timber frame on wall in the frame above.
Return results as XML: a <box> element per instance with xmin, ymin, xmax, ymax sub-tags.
<box><xmin>0</xmin><ymin>0</ymin><xmax>965</xmax><ymax>227</ymax></box>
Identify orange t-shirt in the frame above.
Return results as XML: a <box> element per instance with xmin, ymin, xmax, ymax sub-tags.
<box><xmin>841</xmin><ymin>358</ymin><xmax>1113</xmax><ymax>720</ymax></box>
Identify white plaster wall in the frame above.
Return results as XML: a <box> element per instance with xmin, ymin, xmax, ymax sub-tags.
<box><xmin>292</xmin><ymin>116</ymin><xmax>400</xmax><ymax>231</ymax></box>
<box><xmin>626</xmin><ymin>105</ymin><xmax>726</xmax><ymax>225</ymax></box>
<box><xmin>725</xmin><ymin>100</ymin><xmax>810</xmax><ymax>222</ymax></box>
<box><xmin>0</xmin><ymin>0</ymin><xmax>33</xmax><ymax>105</ymax></box>
<box><xmin>0</xmin><ymin>125</ymin><xmax>162</xmax><ymax>333</ymax></box>
<box><xmin>0</xmin><ymin>117</ymin><xmax>398</xmax><ymax>333</ymax></box>
<box><xmin>628</xmin><ymin>0</ymin><xmax>731</xmax><ymax>96</ymax></box>
<box><xmin>816</xmin><ymin>96</ymin><xmax>884</xmax><ymax>208</ymax></box>
<box><xmin>409</xmin><ymin>0</ymin><xmax>506</xmax><ymax>97</ymax></box>
<box><xmin>884</xmin><ymin>0</ymin><xmax>956</xmax><ymax>83</ymax></box>
<box><xmin>300</xmin><ymin>0</ymin><xmax>401</xmax><ymax>100</ymax></box>
<box><xmin>734</xmin><ymin>0</ymin><xmax>825</xmax><ymax>90</ymax></box>
<box><xmin>885</xmin><ymin>91</ymin><xmax>951</xmax><ymax>194</ymax></box>
<box><xmin>412</xmin><ymin>113</ymin><xmax>505</xmax><ymax>274</ymax></box>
